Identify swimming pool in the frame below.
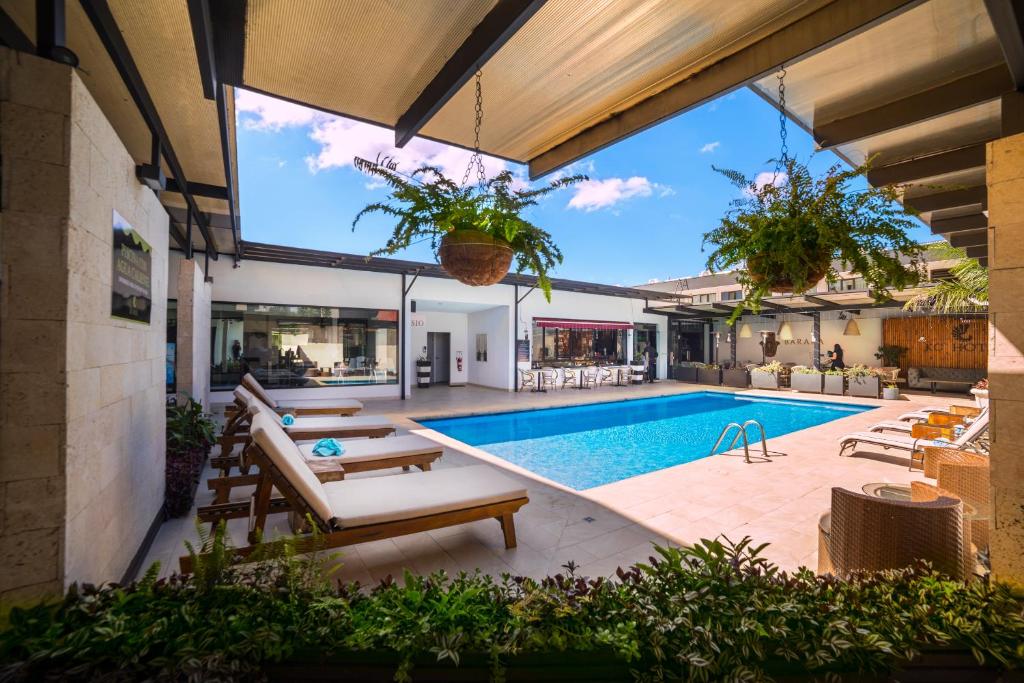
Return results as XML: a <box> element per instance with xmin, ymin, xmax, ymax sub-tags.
<box><xmin>418</xmin><ymin>392</ymin><xmax>874</xmax><ymax>490</ymax></box>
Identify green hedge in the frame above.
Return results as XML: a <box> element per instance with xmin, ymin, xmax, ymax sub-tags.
<box><xmin>1</xmin><ymin>535</ymin><xmax>1022</xmax><ymax>681</ymax></box>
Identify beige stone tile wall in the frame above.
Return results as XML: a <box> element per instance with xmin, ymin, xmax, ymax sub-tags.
<box><xmin>175</xmin><ymin>258</ymin><xmax>211</xmax><ymax>407</ymax></box>
<box><xmin>0</xmin><ymin>49</ymin><xmax>169</xmax><ymax>598</ymax></box>
<box><xmin>986</xmin><ymin>133</ymin><xmax>1024</xmax><ymax>586</ymax></box>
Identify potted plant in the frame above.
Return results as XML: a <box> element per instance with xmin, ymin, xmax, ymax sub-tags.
<box><xmin>630</xmin><ymin>360</ymin><xmax>646</xmax><ymax>384</ymax></box>
<box><xmin>674</xmin><ymin>362</ymin><xmax>698</xmax><ymax>383</ymax></box>
<box><xmin>702</xmin><ymin>158</ymin><xmax>923</xmax><ymax>323</ymax></box>
<box><xmin>750</xmin><ymin>361</ymin><xmax>784</xmax><ymax>390</ymax></box>
<box><xmin>165</xmin><ymin>397</ymin><xmax>215</xmax><ymax>518</ymax></box>
<box><xmin>696</xmin><ymin>362</ymin><xmax>722</xmax><ymax>385</ymax></box>
<box><xmin>823</xmin><ymin>368</ymin><xmax>846</xmax><ymax>395</ymax></box>
<box><xmin>415</xmin><ymin>348</ymin><xmax>431</xmax><ymax>388</ymax></box>
<box><xmin>353</xmin><ymin>156</ymin><xmax>584</xmax><ymax>300</ymax></box>
<box><xmin>846</xmin><ymin>364</ymin><xmax>881</xmax><ymax>398</ymax></box>
<box><xmin>882</xmin><ymin>378</ymin><xmax>901</xmax><ymax>400</ymax></box>
<box><xmin>721</xmin><ymin>364</ymin><xmax>749</xmax><ymax>388</ymax></box>
<box><xmin>789</xmin><ymin>365</ymin><xmax>823</xmax><ymax>393</ymax></box>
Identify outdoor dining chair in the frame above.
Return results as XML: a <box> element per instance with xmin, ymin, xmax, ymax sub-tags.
<box><xmin>519</xmin><ymin>369</ymin><xmax>537</xmax><ymax>391</ymax></box>
<box><xmin>562</xmin><ymin>368</ymin><xmax>578</xmax><ymax>389</ymax></box>
<box><xmin>540</xmin><ymin>368</ymin><xmax>558</xmax><ymax>390</ymax></box>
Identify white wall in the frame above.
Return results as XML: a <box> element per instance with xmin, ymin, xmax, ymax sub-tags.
<box><xmin>717</xmin><ymin>316</ymin><xmax>883</xmax><ymax>367</ymax></box>
<box><xmin>410</xmin><ymin>311</ymin><xmax>469</xmax><ymax>386</ymax></box>
<box><xmin>467</xmin><ymin>306</ymin><xmax>511</xmax><ymax>389</ymax></box>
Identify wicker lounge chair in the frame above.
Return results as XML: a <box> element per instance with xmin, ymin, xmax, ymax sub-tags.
<box><xmin>241</xmin><ymin>373</ymin><xmax>362</xmax><ymax>416</ymax></box>
<box><xmin>838</xmin><ymin>410</ymin><xmax>988</xmax><ymax>469</ymax></box>
<box><xmin>181</xmin><ymin>414</ymin><xmax>529</xmax><ymax>572</ymax></box>
<box><xmin>208</xmin><ymin>433</ymin><xmax>444</xmax><ymax>504</ymax></box>
<box><xmin>817</xmin><ymin>487</ymin><xmax>969</xmax><ymax>579</ymax></box>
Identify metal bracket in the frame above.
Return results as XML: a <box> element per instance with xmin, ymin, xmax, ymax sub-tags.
<box><xmin>404</xmin><ymin>270</ymin><xmax>421</xmax><ymax>296</ymax></box>
<box><xmin>517</xmin><ymin>284</ymin><xmax>537</xmax><ymax>304</ymax></box>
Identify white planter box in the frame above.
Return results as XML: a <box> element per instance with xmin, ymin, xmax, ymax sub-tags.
<box><xmin>882</xmin><ymin>386</ymin><xmax>900</xmax><ymax>400</ymax></box>
<box><xmin>790</xmin><ymin>373</ymin><xmax>823</xmax><ymax>393</ymax></box>
<box><xmin>750</xmin><ymin>370</ymin><xmax>779</xmax><ymax>390</ymax></box>
<box><xmin>823</xmin><ymin>374</ymin><xmax>845</xmax><ymax>395</ymax></box>
<box><xmin>848</xmin><ymin>376</ymin><xmax>880</xmax><ymax>398</ymax></box>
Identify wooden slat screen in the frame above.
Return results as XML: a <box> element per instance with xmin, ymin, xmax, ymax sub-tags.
<box><xmin>882</xmin><ymin>316</ymin><xmax>987</xmax><ymax>376</ymax></box>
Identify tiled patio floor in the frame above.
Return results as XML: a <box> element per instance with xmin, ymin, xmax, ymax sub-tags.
<box><xmin>143</xmin><ymin>382</ymin><xmax>975</xmax><ymax>583</ymax></box>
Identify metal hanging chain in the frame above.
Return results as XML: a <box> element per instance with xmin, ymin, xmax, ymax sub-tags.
<box><xmin>774</xmin><ymin>65</ymin><xmax>789</xmax><ymax>173</ymax></box>
<box><xmin>461</xmin><ymin>70</ymin><xmax>486</xmax><ymax>188</ymax></box>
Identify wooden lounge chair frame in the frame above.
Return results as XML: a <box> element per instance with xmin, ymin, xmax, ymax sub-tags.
<box><xmin>240</xmin><ymin>373</ymin><xmax>361</xmax><ymax>416</ymax></box>
<box><xmin>181</xmin><ymin>441</ymin><xmax>528</xmax><ymax>573</ymax></box>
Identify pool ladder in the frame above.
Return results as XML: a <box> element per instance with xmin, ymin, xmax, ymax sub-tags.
<box><xmin>709</xmin><ymin>420</ymin><xmax>769</xmax><ymax>464</ymax></box>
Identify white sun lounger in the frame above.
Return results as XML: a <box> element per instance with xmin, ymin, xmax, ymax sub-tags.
<box><xmin>183</xmin><ymin>414</ymin><xmax>529</xmax><ymax>572</ymax></box>
<box><xmin>838</xmin><ymin>412</ymin><xmax>988</xmax><ymax>469</ymax></box>
<box><xmin>243</xmin><ymin>372</ymin><xmax>363</xmax><ymax>416</ymax></box>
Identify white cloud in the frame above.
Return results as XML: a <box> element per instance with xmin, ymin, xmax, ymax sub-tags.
<box><xmin>566</xmin><ymin>176</ymin><xmax>670</xmax><ymax>212</ymax></box>
<box><xmin>699</xmin><ymin>141</ymin><xmax>720</xmax><ymax>154</ymax></box>
<box><xmin>236</xmin><ymin>89</ymin><xmax>521</xmax><ymax>184</ymax></box>
<box><xmin>748</xmin><ymin>170</ymin><xmax>788</xmax><ymax>195</ymax></box>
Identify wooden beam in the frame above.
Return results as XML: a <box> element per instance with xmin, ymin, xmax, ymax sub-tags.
<box><xmin>965</xmin><ymin>245</ymin><xmax>988</xmax><ymax>259</ymax></box>
<box><xmin>867</xmin><ymin>144</ymin><xmax>986</xmax><ymax>186</ymax></box>
<box><xmin>815</xmin><ymin>65</ymin><xmax>1012</xmax><ymax>148</ymax></box>
<box><xmin>528</xmin><ymin>0</ymin><xmax>925</xmax><ymax>178</ymax></box>
<box><xmin>905</xmin><ymin>186</ymin><xmax>986</xmax><ymax>213</ymax></box>
<box><xmin>948</xmin><ymin>229</ymin><xmax>988</xmax><ymax>248</ymax></box>
<box><xmin>985</xmin><ymin>0</ymin><xmax>1024</xmax><ymax>89</ymax></box>
<box><xmin>394</xmin><ymin>0</ymin><xmax>546</xmax><ymax>147</ymax></box>
<box><xmin>930</xmin><ymin>213</ymin><xmax>987</xmax><ymax>234</ymax></box>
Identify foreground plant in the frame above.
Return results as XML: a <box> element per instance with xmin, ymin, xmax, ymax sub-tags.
<box><xmin>704</xmin><ymin>158</ymin><xmax>923</xmax><ymax>322</ymax></box>
<box><xmin>3</xmin><ymin>535</ymin><xmax>1022</xmax><ymax>682</ymax></box>
<box><xmin>352</xmin><ymin>156</ymin><xmax>584</xmax><ymax>300</ymax></box>
<box><xmin>904</xmin><ymin>242</ymin><xmax>988</xmax><ymax>312</ymax></box>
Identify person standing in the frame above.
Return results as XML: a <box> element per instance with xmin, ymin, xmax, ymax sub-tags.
<box><xmin>643</xmin><ymin>342</ymin><xmax>658</xmax><ymax>382</ymax></box>
<box><xmin>828</xmin><ymin>343</ymin><xmax>846</xmax><ymax>370</ymax></box>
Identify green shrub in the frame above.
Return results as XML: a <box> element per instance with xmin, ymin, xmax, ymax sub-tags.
<box><xmin>2</xmin><ymin>536</ymin><xmax>1022</xmax><ymax>682</ymax></box>
<box><xmin>845</xmin><ymin>364</ymin><xmax>879</xmax><ymax>378</ymax></box>
<box><xmin>754</xmin><ymin>360</ymin><xmax>786</xmax><ymax>374</ymax></box>
<box><xmin>790</xmin><ymin>365</ymin><xmax>822</xmax><ymax>375</ymax></box>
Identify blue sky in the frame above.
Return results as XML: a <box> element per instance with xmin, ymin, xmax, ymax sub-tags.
<box><xmin>236</xmin><ymin>87</ymin><xmax>934</xmax><ymax>287</ymax></box>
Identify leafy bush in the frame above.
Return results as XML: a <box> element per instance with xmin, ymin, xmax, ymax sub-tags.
<box><xmin>790</xmin><ymin>365</ymin><xmax>821</xmax><ymax>375</ymax></box>
<box><xmin>845</xmin><ymin>364</ymin><xmax>879</xmax><ymax>379</ymax></box>
<box><xmin>3</xmin><ymin>536</ymin><xmax>1022</xmax><ymax>682</ymax></box>
<box><xmin>164</xmin><ymin>397</ymin><xmax>215</xmax><ymax>518</ymax></box>
<box><xmin>754</xmin><ymin>361</ymin><xmax>786</xmax><ymax>374</ymax></box>
<box><xmin>874</xmin><ymin>345</ymin><xmax>907</xmax><ymax>367</ymax></box>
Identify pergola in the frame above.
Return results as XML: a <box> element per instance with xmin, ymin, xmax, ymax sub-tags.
<box><xmin>0</xmin><ymin>0</ymin><xmax>1013</xmax><ymax>269</ymax></box>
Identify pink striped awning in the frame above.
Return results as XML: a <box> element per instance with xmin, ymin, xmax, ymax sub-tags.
<box><xmin>534</xmin><ymin>318</ymin><xmax>632</xmax><ymax>331</ymax></box>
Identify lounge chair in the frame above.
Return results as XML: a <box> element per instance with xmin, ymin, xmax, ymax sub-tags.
<box><xmin>838</xmin><ymin>411</ymin><xmax>988</xmax><ymax>470</ymax></box>
<box><xmin>896</xmin><ymin>404</ymin><xmax>981</xmax><ymax>422</ymax></box>
<box><xmin>868</xmin><ymin>409</ymin><xmax>984</xmax><ymax>435</ymax></box>
<box><xmin>241</xmin><ymin>373</ymin><xmax>363</xmax><ymax>416</ymax></box>
<box><xmin>181</xmin><ymin>414</ymin><xmax>529</xmax><ymax>572</ymax></box>
<box><xmin>208</xmin><ymin>434</ymin><xmax>444</xmax><ymax>504</ymax></box>
<box><xmin>817</xmin><ymin>487</ymin><xmax>969</xmax><ymax>580</ymax></box>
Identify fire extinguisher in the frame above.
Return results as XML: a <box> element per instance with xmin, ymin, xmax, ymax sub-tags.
<box><xmin>456</xmin><ymin>351</ymin><xmax>463</xmax><ymax>373</ymax></box>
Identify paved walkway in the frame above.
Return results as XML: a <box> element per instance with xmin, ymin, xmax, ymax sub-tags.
<box><xmin>143</xmin><ymin>382</ymin><xmax>974</xmax><ymax>583</ymax></box>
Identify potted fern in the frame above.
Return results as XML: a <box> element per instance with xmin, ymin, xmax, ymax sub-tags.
<box><xmin>353</xmin><ymin>156</ymin><xmax>584</xmax><ymax>300</ymax></box>
<box><xmin>789</xmin><ymin>365</ymin><xmax>823</xmax><ymax>393</ymax></box>
<box><xmin>750</xmin><ymin>361</ymin><xmax>784</xmax><ymax>390</ymax></box>
<box><xmin>703</xmin><ymin>158</ymin><xmax>923</xmax><ymax>322</ymax></box>
<box><xmin>846</xmin><ymin>364</ymin><xmax>881</xmax><ymax>398</ymax></box>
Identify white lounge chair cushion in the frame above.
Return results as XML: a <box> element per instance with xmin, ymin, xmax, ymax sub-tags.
<box><xmin>897</xmin><ymin>411</ymin><xmax>930</xmax><ymax>422</ymax></box>
<box><xmin>296</xmin><ymin>434</ymin><xmax>442</xmax><ymax>465</ymax></box>
<box><xmin>839</xmin><ymin>431</ymin><xmax>951</xmax><ymax>450</ymax></box>
<box><xmin>284</xmin><ymin>398</ymin><xmax>364</xmax><ymax>412</ymax></box>
<box><xmin>322</xmin><ymin>465</ymin><xmax>527</xmax><ymax>529</ymax></box>
<box><xmin>869</xmin><ymin>420</ymin><xmax>913</xmax><ymax>433</ymax></box>
<box><xmin>250</xmin><ymin>413</ymin><xmax>334</xmax><ymax>524</ymax></box>
<box><xmin>249</xmin><ymin>400</ymin><xmax>393</xmax><ymax>432</ymax></box>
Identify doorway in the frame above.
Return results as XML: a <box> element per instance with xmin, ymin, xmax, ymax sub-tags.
<box><xmin>634</xmin><ymin>323</ymin><xmax>658</xmax><ymax>380</ymax></box>
<box><xmin>427</xmin><ymin>332</ymin><xmax>451</xmax><ymax>385</ymax></box>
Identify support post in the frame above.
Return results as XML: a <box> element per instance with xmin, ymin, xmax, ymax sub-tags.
<box><xmin>400</xmin><ymin>273</ymin><xmax>406</xmax><ymax>400</ymax></box>
<box><xmin>812</xmin><ymin>312</ymin><xmax>821</xmax><ymax>369</ymax></box>
<box><xmin>36</xmin><ymin>0</ymin><xmax>77</xmax><ymax>65</ymax></box>
<box><xmin>185</xmin><ymin>208</ymin><xmax>193</xmax><ymax>260</ymax></box>
<box><xmin>730</xmin><ymin>324</ymin><xmax>737</xmax><ymax>364</ymax></box>
<box><xmin>513</xmin><ymin>285</ymin><xmax>519</xmax><ymax>392</ymax></box>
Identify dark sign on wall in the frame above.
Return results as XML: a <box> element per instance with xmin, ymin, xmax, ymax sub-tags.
<box><xmin>516</xmin><ymin>339</ymin><xmax>530</xmax><ymax>363</ymax></box>
<box><xmin>111</xmin><ymin>210</ymin><xmax>152</xmax><ymax>324</ymax></box>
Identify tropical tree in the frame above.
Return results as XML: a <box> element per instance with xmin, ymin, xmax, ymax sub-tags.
<box><xmin>904</xmin><ymin>242</ymin><xmax>988</xmax><ymax>312</ymax></box>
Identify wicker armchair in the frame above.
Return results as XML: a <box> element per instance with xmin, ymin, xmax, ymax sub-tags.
<box><xmin>817</xmin><ymin>487</ymin><xmax>968</xmax><ymax>580</ymax></box>
<box><xmin>596</xmin><ymin>367</ymin><xmax>614</xmax><ymax>386</ymax></box>
<box><xmin>539</xmin><ymin>368</ymin><xmax>557</xmax><ymax>390</ymax></box>
<box><xmin>921</xmin><ymin>447</ymin><xmax>991</xmax><ymax>549</ymax></box>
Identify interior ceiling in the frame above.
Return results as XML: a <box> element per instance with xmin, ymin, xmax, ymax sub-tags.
<box><xmin>0</xmin><ymin>0</ymin><xmax>238</xmax><ymax>257</ymax></box>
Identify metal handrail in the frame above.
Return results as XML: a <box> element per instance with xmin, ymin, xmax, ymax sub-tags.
<box><xmin>709</xmin><ymin>419</ymin><xmax>770</xmax><ymax>464</ymax></box>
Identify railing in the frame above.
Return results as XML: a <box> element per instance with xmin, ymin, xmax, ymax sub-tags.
<box><xmin>709</xmin><ymin>420</ymin><xmax>769</xmax><ymax>464</ymax></box>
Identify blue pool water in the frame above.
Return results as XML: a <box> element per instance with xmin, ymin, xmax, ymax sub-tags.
<box><xmin>418</xmin><ymin>392</ymin><xmax>873</xmax><ymax>490</ymax></box>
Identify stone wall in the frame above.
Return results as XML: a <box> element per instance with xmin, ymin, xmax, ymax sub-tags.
<box><xmin>175</xmin><ymin>258</ymin><xmax>211</xmax><ymax>407</ymax></box>
<box><xmin>986</xmin><ymin>133</ymin><xmax>1024</xmax><ymax>585</ymax></box>
<box><xmin>0</xmin><ymin>50</ymin><xmax>169</xmax><ymax>598</ymax></box>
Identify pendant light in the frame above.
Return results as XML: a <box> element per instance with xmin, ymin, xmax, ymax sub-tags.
<box><xmin>739</xmin><ymin>323</ymin><xmax>752</xmax><ymax>338</ymax></box>
<box><xmin>778</xmin><ymin>320</ymin><xmax>793</xmax><ymax>341</ymax></box>
<box><xmin>843</xmin><ymin>315</ymin><xmax>861</xmax><ymax>336</ymax></box>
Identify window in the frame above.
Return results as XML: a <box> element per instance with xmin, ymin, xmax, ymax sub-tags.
<box><xmin>166</xmin><ymin>300</ymin><xmax>177</xmax><ymax>394</ymax></box>
<box><xmin>531</xmin><ymin>325</ymin><xmax>625</xmax><ymax>365</ymax></box>
<box><xmin>692</xmin><ymin>292</ymin><xmax>716</xmax><ymax>303</ymax></box>
<box><xmin>827</xmin><ymin>277</ymin><xmax>867</xmax><ymax>292</ymax></box>
<box><xmin>721</xmin><ymin>290</ymin><xmax>742</xmax><ymax>301</ymax></box>
<box><xmin>210</xmin><ymin>302</ymin><xmax>398</xmax><ymax>390</ymax></box>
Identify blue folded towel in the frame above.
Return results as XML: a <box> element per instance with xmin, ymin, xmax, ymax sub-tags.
<box><xmin>311</xmin><ymin>438</ymin><xmax>345</xmax><ymax>457</ymax></box>
<box><xmin>281</xmin><ymin>413</ymin><xmax>296</xmax><ymax>426</ymax></box>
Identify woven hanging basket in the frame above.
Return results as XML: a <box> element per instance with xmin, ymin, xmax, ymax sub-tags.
<box><xmin>747</xmin><ymin>252</ymin><xmax>830</xmax><ymax>292</ymax></box>
<box><xmin>438</xmin><ymin>230</ymin><xmax>514</xmax><ymax>286</ymax></box>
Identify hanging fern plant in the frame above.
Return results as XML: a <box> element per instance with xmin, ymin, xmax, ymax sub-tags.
<box><xmin>352</xmin><ymin>157</ymin><xmax>584</xmax><ymax>300</ymax></box>
<box><xmin>703</xmin><ymin>157</ymin><xmax>924</xmax><ymax>322</ymax></box>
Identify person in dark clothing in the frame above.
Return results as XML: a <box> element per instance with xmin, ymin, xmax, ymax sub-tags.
<box><xmin>643</xmin><ymin>343</ymin><xmax>658</xmax><ymax>382</ymax></box>
<box><xmin>828</xmin><ymin>343</ymin><xmax>846</xmax><ymax>370</ymax></box>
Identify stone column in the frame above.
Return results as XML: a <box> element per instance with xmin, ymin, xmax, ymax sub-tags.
<box><xmin>986</xmin><ymin>131</ymin><xmax>1024</xmax><ymax>586</ymax></box>
<box><xmin>175</xmin><ymin>258</ymin><xmax>212</xmax><ymax>408</ymax></box>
